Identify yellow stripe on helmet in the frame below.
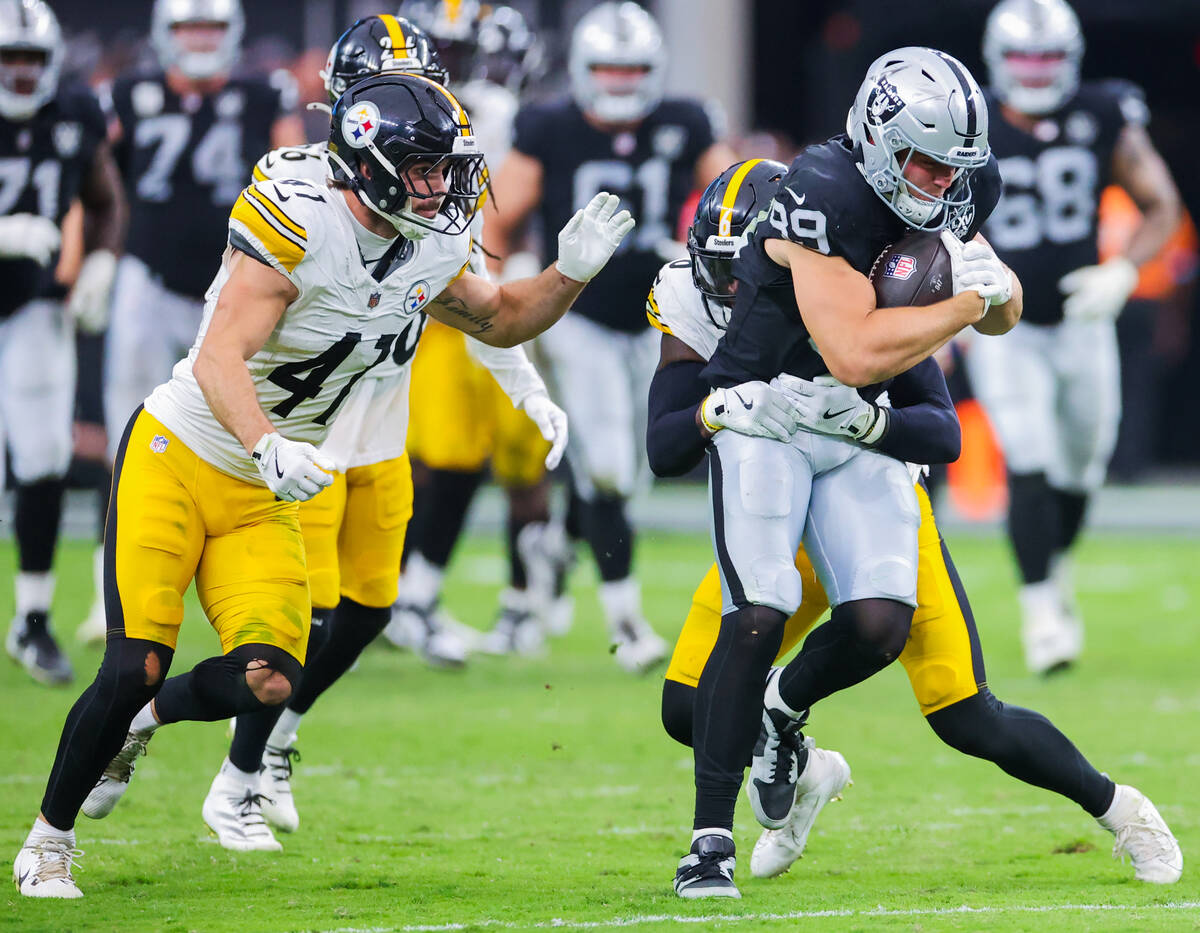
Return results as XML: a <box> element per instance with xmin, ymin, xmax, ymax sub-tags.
<box><xmin>379</xmin><ymin>14</ymin><xmax>407</xmax><ymax>58</ymax></box>
<box><xmin>405</xmin><ymin>73</ymin><xmax>471</xmax><ymax>136</ymax></box>
<box><xmin>717</xmin><ymin>158</ymin><xmax>763</xmax><ymax>238</ymax></box>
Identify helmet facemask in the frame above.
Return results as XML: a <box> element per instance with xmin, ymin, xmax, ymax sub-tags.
<box><xmin>687</xmin><ymin>230</ymin><xmax>740</xmax><ymax>305</ymax></box>
<box><xmin>152</xmin><ymin>0</ymin><xmax>244</xmax><ymax>80</ymax></box>
<box><xmin>568</xmin><ymin>2</ymin><xmax>665</xmax><ymax>125</ymax></box>
<box><xmin>0</xmin><ymin>0</ymin><xmax>63</xmax><ymax>121</ymax></box>
<box><xmin>984</xmin><ymin>0</ymin><xmax>1083</xmax><ymax>116</ymax></box>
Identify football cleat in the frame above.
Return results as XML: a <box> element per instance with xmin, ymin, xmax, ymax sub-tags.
<box><xmin>13</xmin><ymin>838</ymin><xmax>83</xmax><ymax>899</ymax></box>
<box><xmin>747</xmin><ymin>674</ymin><xmax>811</xmax><ymax>829</ymax></box>
<box><xmin>260</xmin><ymin>744</ymin><xmax>300</xmax><ymax>833</ymax></box>
<box><xmin>81</xmin><ymin>728</ymin><xmax>153</xmax><ymax>819</ymax></box>
<box><xmin>202</xmin><ymin>766</ymin><xmax>282</xmax><ymax>852</ymax></box>
<box><xmin>1019</xmin><ymin>581</ymin><xmax>1080</xmax><ymax>675</ymax></box>
<box><xmin>480</xmin><ymin>589</ymin><xmax>546</xmax><ymax>656</ymax></box>
<box><xmin>516</xmin><ymin>522</ymin><xmax>576</xmax><ymax>637</ymax></box>
<box><xmin>7</xmin><ymin>611</ymin><xmax>73</xmax><ymax>685</ymax></box>
<box><xmin>673</xmin><ymin>834</ymin><xmax>740</xmax><ymax>899</ymax></box>
<box><xmin>383</xmin><ymin>601</ymin><xmax>469</xmax><ymax>668</ymax></box>
<box><xmin>1098</xmin><ymin>784</ymin><xmax>1182</xmax><ymax>884</ymax></box>
<box><xmin>751</xmin><ymin>745</ymin><xmax>852</xmax><ymax>878</ymax></box>
<box><xmin>610</xmin><ymin>616</ymin><xmax>668</xmax><ymax>674</ymax></box>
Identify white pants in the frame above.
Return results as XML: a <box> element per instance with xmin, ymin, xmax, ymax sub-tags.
<box><xmin>104</xmin><ymin>255</ymin><xmax>205</xmax><ymax>460</ymax></box>
<box><xmin>708</xmin><ymin>429</ymin><xmax>920</xmax><ymax>616</ymax></box>
<box><xmin>0</xmin><ymin>300</ymin><xmax>76</xmax><ymax>487</ymax></box>
<box><xmin>968</xmin><ymin>318</ymin><xmax>1120</xmax><ymax>492</ymax></box>
<box><xmin>537</xmin><ymin>312</ymin><xmax>658</xmax><ymax>499</ymax></box>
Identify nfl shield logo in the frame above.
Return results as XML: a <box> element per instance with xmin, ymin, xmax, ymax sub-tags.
<box><xmin>149</xmin><ymin>435</ymin><xmax>169</xmax><ymax>453</ymax></box>
<box><xmin>368</xmin><ymin>291</ymin><xmax>381</xmax><ymax>309</ymax></box>
<box><xmin>53</xmin><ymin>122</ymin><xmax>81</xmax><ymax>157</ymax></box>
<box><xmin>885</xmin><ymin>254</ymin><xmax>917</xmax><ymax>280</ymax></box>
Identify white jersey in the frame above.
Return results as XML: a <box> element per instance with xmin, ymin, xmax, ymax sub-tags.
<box><xmin>645</xmin><ymin>259</ymin><xmax>727</xmax><ymax>360</ymax></box>
<box><xmin>145</xmin><ymin>177</ymin><xmax>471</xmax><ymax>482</ymax></box>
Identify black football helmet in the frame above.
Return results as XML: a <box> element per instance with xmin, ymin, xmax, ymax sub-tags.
<box><xmin>473</xmin><ymin>5</ymin><xmax>542</xmax><ymax>93</ymax></box>
<box><xmin>687</xmin><ymin>158</ymin><xmax>786</xmax><ymax>304</ymax></box>
<box><xmin>321</xmin><ymin>14</ymin><xmax>448</xmax><ymax>104</ymax></box>
<box><xmin>328</xmin><ymin>72</ymin><xmax>486</xmax><ymax>239</ymax></box>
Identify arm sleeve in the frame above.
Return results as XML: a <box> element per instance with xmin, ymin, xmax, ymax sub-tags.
<box><xmin>873</xmin><ymin>357</ymin><xmax>961</xmax><ymax>465</ymax></box>
<box><xmin>465</xmin><ymin>338</ymin><xmax>547</xmax><ymax>409</ymax></box>
<box><xmin>646</xmin><ymin>359</ymin><xmax>711</xmax><ymax>477</ymax></box>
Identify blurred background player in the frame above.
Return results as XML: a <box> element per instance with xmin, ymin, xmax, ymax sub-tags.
<box><xmin>485</xmin><ymin>1</ymin><xmax>736</xmax><ymax>672</ymax></box>
<box><xmin>386</xmin><ymin>0</ymin><xmax>572</xmax><ymax>665</ymax></box>
<box><xmin>75</xmin><ymin>0</ymin><xmax>304</xmax><ymax>643</ymax></box>
<box><xmin>0</xmin><ymin>0</ymin><xmax>123</xmax><ymax>685</ymax></box>
<box><xmin>969</xmin><ymin>0</ymin><xmax>1182</xmax><ymax>674</ymax></box>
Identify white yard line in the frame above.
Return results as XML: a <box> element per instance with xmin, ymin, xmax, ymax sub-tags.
<box><xmin>311</xmin><ymin>900</ymin><xmax>1200</xmax><ymax>933</ymax></box>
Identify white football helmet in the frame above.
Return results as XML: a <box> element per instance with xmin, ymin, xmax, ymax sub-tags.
<box><xmin>151</xmin><ymin>0</ymin><xmax>244</xmax><ymax>80</ymax></box>
<box><xmin>847</xmin><ymin>47</ymin><xmax>991</xmax><ymax>230</ymax></box>
<box><xmin>568</xmin><ymin>1</ymin><xmax>665</xmax><ymax>125</ymax></box>
<box><xmin>0</xmin><ymin>0</ymin><xmax>62</xmax><ymax>121</ymax></box>
<box><xmin>984</xmin><ymin>0</ymin><xmax>1083</xmax><ymax>116</ymax></box>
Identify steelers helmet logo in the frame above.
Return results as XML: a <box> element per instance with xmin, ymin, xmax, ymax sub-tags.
<box><xmin>343</xmin><ymin>100</ymin><xmax>382</xmax><ymax>149</ymax></box>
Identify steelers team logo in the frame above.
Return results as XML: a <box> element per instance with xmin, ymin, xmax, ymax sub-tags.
<box><xmin>343</xmin><ymin>100</ymin><xmax>382</xmax><ymax>149</ymax></box>
<box><xmin>405</xmin><ymin>280</ymin><xmax>431</xmax><ymax>312</ymax></box>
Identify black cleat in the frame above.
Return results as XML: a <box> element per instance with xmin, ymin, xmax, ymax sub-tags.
<box><xmin>674</xmin><ymin>833</ymin><xmax>740</xmax><ymax>899</ymax></box>
<box><xmin>6</xmin><ymin>611</ymin><xmax>73</xmax><ymax>685</ymax></box>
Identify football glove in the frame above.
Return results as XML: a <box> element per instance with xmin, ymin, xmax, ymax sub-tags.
<box><xmin>1058</xmin><ymin>257</ymin><xmax>1138</xmax><ymax>322</ymax></box>
<box><xmin>0</xmin><ymin>213</ymin><xmax>61</xmax><ymax>266</ymax></box>
<box><xmin>555</xmin><ymin>192</ymin><xmax>636</xmax><ymax>283</ymax></box>
<box><xmin>940</xmin><ymin>231</ymin><xmax>1013</xmax><ymax>307</ymax></box>
<box><xmin>700</xmin><ymin>381</ymin><xmax>801</xmax><ymax>442</ymax></box>
<box><xmin>522</xmin><ymin>392</ymin><xmax>569</xmax><ymax>470</ymax></box>
<box><xmin>68</xmin><ymin>250</ymin><xmax>118</xmax><ymax>334</ymax></box>
<box><xmin>252</xmin><ymin>432</ymin><xmax>335</xmax><ymax>502</ymax></box>
<box><xmin>771</xmin><ymin>374</ymin><xmax>887</xmax><ymax>445</ymax></box>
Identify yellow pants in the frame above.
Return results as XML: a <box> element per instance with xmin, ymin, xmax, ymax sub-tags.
<box><xmin>406</xmin><ymin>320</ymin><xmax>548</xmax><ymax>487</ymax></box>
<box><xmin>664</xmin><ymin>482</ymin><xmax>981</xmax><ymax>716</ymax></box>
<box><xmin>298</xmin><ymin>454</ymin><xmax>414</xmax><ymax>610</ymax></box>
<box><xmin>107</xmin><ymin>410</ymin><xmax>310</xmax><ymax>663</ymax></box>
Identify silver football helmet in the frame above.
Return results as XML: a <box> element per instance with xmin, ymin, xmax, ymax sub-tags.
<box><xmin>847</xmin><ymin>47</ymin><xmax>990</xmax><ymax>230</ymax></box>
<box><xmin>568</xmin><ymin>1</ymin><xmax>665</xmax><ymax>125</ymax></box>
<box><xmin>151</xmin><ymin>0</ymin><xmax>244</xmax><ymax>80</ymax></box>
<box><xmin>0</xmin><ymin>0</ymin><xmax>62</xmax><ymax>121</ymax></box>
<box><xmin>984</xmin><ymin>0</ymin><xmax>1083</xmax><ymax>116</ymax></box>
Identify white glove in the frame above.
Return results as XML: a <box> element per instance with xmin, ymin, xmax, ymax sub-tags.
<box><xmin>771</xmin><ymin>374</ymin><xmax>887</xmax><ymax>445</ymax></box>
<box><xmin>555</xmin><ymin>192</ymin><xmax>636</xmax><ymax>283</ymax></box>
<box><xmin>700</xmin><ymin>381</ymin><xmax>801</xmax><ymax>442</ymax></box>
<box><xmin>67</xmin><ymin>249</ymin><xmax>118</xmax><ymax>334</ymax></box>
<box><xmin>940</xmin><ymin>231</ymin><xmax>1013</xmax><ymax>307</ymax></box>
<box><xmin>0</xmin><ymin>213</ymin><xmax>61</xmax><ymax>266</ymax></box>
<box><xmin>522</xmin><ymin>392</ymin><xmax>569</xmax><ymax>470</ymax></box>
<box><xmin>1058</xmin><ymin>257</ymin><xmax>1138</xmax><ymax>322</ymax></box>
<box><xmin>252</xmin><ymin>432</ymin><xmax>336</xmax><ymax>502</ymax></box>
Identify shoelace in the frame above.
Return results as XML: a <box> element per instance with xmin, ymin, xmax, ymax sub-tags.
<box><xmin>27</xmin><ymin>841</ymin><xmax>84</xmax><ymax>882</ymax></box>
<box><xmin>765</xmin><ymin>712</ymin><xmax>804</xmax><ymax>786</ymax></box>
<box><xmin>104</xmin><ymin>733</ymin><xmax>150</xmax><ymax>782</ymax></box>
<box><xmin>1112</xmin><ymin>812</ymin><xmax>1176</xmax><ymax>864</ymax></box>
<box><xmin>265</xmin><ymin>746</ymin><xmax>300</xmax><ymax>784</ymax></box>
<box><xmin>677</xmin><ymin>851</ymin><xmax>733</xmax><ymax>885</ymax></box>
<box><xmin>235</xmin><ymin>790</ymin><xmax>274</xmax><ymax>827</ymax></box>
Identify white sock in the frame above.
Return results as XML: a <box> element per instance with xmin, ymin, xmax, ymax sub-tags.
<box><xmin>1097</xmin><ymin>783</ymin><xmax>1130</xmax><ymax>829</ymax></box>
<box><xmin>691</xmin><ymin>827</ymin><xmax>734</xmax><ymax>844</ymax></box>
<box><xmin>598</xmin><ymin>578</ymin><xmax>641</xmax><ymax>628</ymax></box>
<box><xmin>764</xmin><ymin>666</ymin><xmax>805</xmax><ymax>720</ymax></box>
<box><xmin>15</xmin><ymin>572</ymin><xmax>54</xmax><ymax>618</ymax></box>
<box><xmin>268</xmin><ymin>709</ymin><xmax>303</xmax><ymax>749</ymax></box>
<box><xmin>129</xmin><ymin>703</ymin><xmax>160</xmax><ymax>734</ymax></box>
<box><xmin>27</xmin><ymin>816</ymin><xmax>74</xmax><ymax>846</ymax></box>
<box><xmin>91</xmin><ymin>546</ymin><xmax>105</xmax><ymax>604</ymax></box>
<box><xmin>219</xmin><ymin>757</ymin><xmax>260</xmax><ymax>786</ymax></box>
<box><xmin>400</xmin><ymin>554</ymin><xmax>444</xmax><ymax>608</ymax></box>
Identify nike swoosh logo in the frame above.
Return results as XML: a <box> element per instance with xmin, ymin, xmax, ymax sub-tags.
<box><xmin>274</xmin><ymin>189</ymin><xmax>290</xmax><ymax>202</ymax></box>
<box><xmin>784</xmin><ymin>189</ymin><xmax>806</xmax><ymax>207</ymax></box>
<box><xmin>822</xmin><ymin>407</ymin><xmax>855</xmax><ymax>419</ymax></box>
<box><xmin>732</xmin><ymin>390</ymin><xmax>753</xmax><ymax>410</ymax></box>
<box><xmin>273</xmin><ymin>454</ymin><xmax>285</xmax><ymax>479</ymax></box>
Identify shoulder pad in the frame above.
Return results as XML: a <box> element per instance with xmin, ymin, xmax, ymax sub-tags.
<box><xmin>253</xmin><ymin>144</ymin><xmax>328</xmax><ymax>184</ymax></box>
<box><xmin>229</xmin><ymin>180</ymin><xmax>324</xmax><ymax>277</ymax></box>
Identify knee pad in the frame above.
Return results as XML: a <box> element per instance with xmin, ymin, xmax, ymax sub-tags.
<box><xmin>193</xmin><ymin>643</ymin><xmax>304</xmax><ymax>712</ymax></box>
<box><xmin>741</xmin><ymin>557</ymin><xmax>804</xmax><ymax>616</ymax></box>
<box><xmin>97</xmin><ymin>637</ymin><xmax>174</xmax><ymax>709</ymax></box>
<box><xmin>720</xmin><ymin>605</ymin><xmax>788</xmax><ymax>665</ymax></box>
<box><xmin>661</xmin><ymin>679</ymin><xmax>695</xmax><ymax>748</ymax></box>
<box><xmin>836</xmin><ymin>599</ymin><xmax>913</xmax><ymax>667</ymax></box>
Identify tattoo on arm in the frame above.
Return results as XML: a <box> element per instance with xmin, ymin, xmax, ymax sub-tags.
<box><xmin>431</xmin><ymin>295</ymin><xmax>494</xmax><ymax>335</ymax></box>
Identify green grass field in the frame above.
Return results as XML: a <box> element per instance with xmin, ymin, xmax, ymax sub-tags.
<box><xmin>2</xmin><ymin>529</ymin><xmax>1200</xmax><ymax>933</ymax></box>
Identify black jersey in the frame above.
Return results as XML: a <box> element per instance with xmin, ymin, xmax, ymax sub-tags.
<box><xmin>512</xmin><ymin>96</ymin><xmax>714</xmax><ymax>332</ymax></box>
<box><xmin>703</xmin><ymin>135</ymin><xmax>1001</xmax><ymax>390</ymax></box>
<box><xmin>0</xmin><ymin>84</ymin><xmax>107</xmax><ymax>319</ymax></box>
<box><xmin>110</xmin><ymin>70</ymin><xmax>295</xmax><ymax>299</ymax></box>
<box><xmin>983</xmin><ymin>81</ymin><xmax>1144</xmax><ymax>325</ymax></box>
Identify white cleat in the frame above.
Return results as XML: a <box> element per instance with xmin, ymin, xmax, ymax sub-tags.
<box><xmin>751</xmin><ymin>744</ymin><xmax>851</xmax><ymax>878</ymax></box>
<box><xmin>202</xmin><ymin>766</ymin><xmax>283</xmax><ymax>852</ymax></box>
<box><xmin>610</xmin><ymin>617</ymin><xmax>668</xmax><ymax>674</ymax></box>
<box><xmin>1019</xmin><ymin>581</ymin><xmax>1079</xmax><ymax>675</ymax></box>
<box><xmin>1098</xmin><ymin>784</ymin><xmax>1182</xmax><ymax>884</ymax></box>
<box><xmin>260</xmin><ymin>744</ymin><xmax>300</xmax><ymax>833</ymax></box>
<box><xmin>81</xmin><ymin>729</ymin><xmax>153</xmax><ymax>819</ymax></box>
<box><xmin>517</xmin><ymin>522</ymin><xmax>576</xmax><ymax>637</ymax></box>
<box><xmin>13</xmin><ymin>838</ymin><xmax>84</xmax><ymax>898</ymax></box>
<box><xmin>384</xmin><ymin>601</ymin><xmax>470</xmax><ymax>668</ymax></box>
<box><xmin>480</xmin><ymin>589</ymin><xmax>546</xmax><ymax>656</ymax></box>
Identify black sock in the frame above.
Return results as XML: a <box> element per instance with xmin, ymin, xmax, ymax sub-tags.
<box><xmin>288</xmin><ymin>599</ymin><xmax>389</xmax><ymax>715</ymax></box>
<box><xmin>927</xmin><ymin>689</ymin><xmax>1115</xmax><ymax>816</ymax></box>
<box><xmin>40</xmin><ymin>637</ymin><xmax>173</xmax><ymax>830</ymax></box>
<box><xmin>413</xmin><ymin>468</ymin><xmax>486</xmax><ymax>568</ymax></box>
<box><xmin>15</xmin><ymin>477</ymin><xmax>66</xmax><ymax>572</ymax></box>
<box><xmin>564</xmin><ymin>481</ymin><xmax>587</xmax><ymax>543</ymax></box>
<box><xmin>1052</xmin><ymin>488</ymin><xmax>1089</xmax><ymax>554</ymax></box>
<box><xmin>692</xmin><ymin>605</ymin><xmax>786</xmax><ymax>831</ymax></box>
<box><xmin>507</xmin><ymin>515</ymin><xmax>530</xmax><ymax>589</ymax></box>
<box><xmin>583</xmin><ymin>493</ymin><xmax>633</xmax><ymax>583</ymax></box>
<box><xmin>1008</xmin><ymin>471</ymin><xmax>1058</xmax><ymax>584</ymax></box>
<box><xmin>153</xmin><ymin>643</ymin><xmax>301</xmax><ymax>725</ymax></box>
<box><xmin>776</xmin><ymin>599</ymin><xmax>912</xmax><ymax>713</ymax></box>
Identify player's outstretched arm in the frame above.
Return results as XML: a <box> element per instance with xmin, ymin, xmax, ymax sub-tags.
<box><xmin>427</xmin><ymin>192</ymin><xmax>634</xmax><ymax>347</ymax></box>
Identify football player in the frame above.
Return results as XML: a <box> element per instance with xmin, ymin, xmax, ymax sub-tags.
<box><xmin>0</xmin><ymin>0</ymin><xmax>124</xmax><ymax>685</ymax></box>
<box><xmin>651</xmin><ymin>160</ymin><xmax>1181</xmax><ymax>894</ymax></box>
<box><xmin>75</xmin><ymin>0</ymin><xmax>306</xmax><ymax>643</ymax></box>
<box><xmin>13</xmin><ymin>72</ymin><xmax>633</xmax><ymax>897</ymax></box>
<box><xmin>485</xmin><ymin>1</ymin><xmax>737</xmax><ymax>671</ymax></box>
<box><xmin>969</xmin><ymin>0</ymin><xmax>1182</xmax><ymax>674</ymax></box>
<box><xmin>387</xmin><ymin>0</ymin><xmax>570</xmax><ymax>662</ymax></box>
<box><xmin>677</xmin><ymin>47</ymin><xmax>1023</xmax><ymax>898</ymax></box>
<box><xmin>218</xmin><ymin>14</ymin><xmax>563</xmax><ymax>846</ymax></box>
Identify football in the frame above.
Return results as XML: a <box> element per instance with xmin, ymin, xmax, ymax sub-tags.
<box><xmin>869</xmin><ymin>230</ymin><xmax>953</xmax><ymax>308</ymax></box>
